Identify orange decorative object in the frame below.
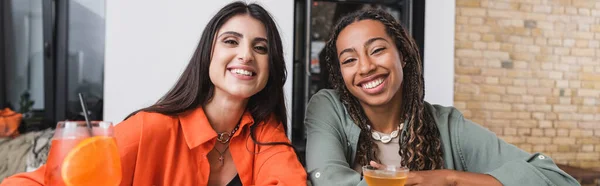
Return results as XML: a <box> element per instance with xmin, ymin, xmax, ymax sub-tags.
<box><xmin>0</xmin><ymin>108</ymin><xmax>22</xmax><ymax>137</ymax></box>
<box><xmin>60</xmin><ymin>136</ymin><xmax>122</xmax><ymax>186</ymax></box>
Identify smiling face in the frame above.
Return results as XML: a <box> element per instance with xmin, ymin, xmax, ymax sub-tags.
<box><xmin>336</xmin><ymin>19</ymin><xmax>404</xmax><ymax>107</ymax></box>
<box><xmin>208</xmin><ymin>14</ymin><xmax>270</xmax><ymax>100</ymax></box>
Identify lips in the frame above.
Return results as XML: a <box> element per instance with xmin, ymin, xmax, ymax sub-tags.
<box><xmin>357</xmin><ymin>74</ymin><xmax>387</xmax><ymax>88</ymax></box>
<box><xmin>361</xmin><ymin>78</ymin><xmax>384</xmax><ymax>89</ymax></box>
<box><xmin>230</xmin><ymin>68</ymin><xmax>254</xmax><ymax>76</ymax></box>
<box><xmin>227</xmin><ymin>65</ymin><xmax>257</xmax><ymax>76</ymax></box>
<box><xmin>226</xmin><ymin>65</ymin><xmax>257</xmax><ymax>81</ymax></box>
<box><xmin>356</xmin><ymin>74</ymin><xmax>388</xmax><ymax>95</ymax></box>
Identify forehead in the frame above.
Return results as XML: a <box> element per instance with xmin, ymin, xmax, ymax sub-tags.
<box><xmin>217</xmin><ymin>14</ymin><xmax>267</xmax><ymax>38</ymax></box>
<box><xmin>336</xmin><ymin>20</ymin><xmax>390</xmax><ymax>51</ymax></box>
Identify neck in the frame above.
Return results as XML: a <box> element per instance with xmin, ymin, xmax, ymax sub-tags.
<box><xmin>203</xmin><ymin>89</ymin><xmax>248</xmax><ymax>133</ymax></box>
<box><xmin>361</xmin><ymin>91</ymin><xmax>404</xmax><ymax>134</ymax></box>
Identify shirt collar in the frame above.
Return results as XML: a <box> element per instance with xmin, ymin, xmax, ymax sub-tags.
<box><xmin>179</xmin><ymin>107</ymin><xmax>254</xmax><ymax>149</ymax></box>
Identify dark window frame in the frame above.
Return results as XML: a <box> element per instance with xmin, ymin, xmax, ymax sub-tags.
<box><xmin>42</xmin><ymin>0</ymin><xmax>56</xmax><ymax>127</ymax></box>
<box><xmin>42</xmin><ymin>0</ymin><xmax>69</xmax><ymax>128</ymax></box>
<box><xmin>53</xmin><ymin>0</ymin><xmax>69</xmax><ymax>123</ymax></box>
<box><xmin>412</xmin><ymin>0</ymin><xmax>425</xmax><ymax>62</ymax></box>
<box><xmin>0</xmin><ymin>0</ymin><xmax>7</xmax><ymax>109</ymax></box>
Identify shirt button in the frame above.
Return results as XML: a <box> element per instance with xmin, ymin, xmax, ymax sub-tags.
<box><xmin>538</xmin><ymin>155</ymin><xmax>545</xmax><ymax>160</ymax></box>
<box><xmin>315</xmin><ymin>172</ymin><xmax>321</xmax><ymax>178</ymax></box>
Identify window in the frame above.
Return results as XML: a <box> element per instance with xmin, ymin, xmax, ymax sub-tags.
<box><xmin>0</xmin><ymin>0</ymin><xmax>106</xmax><ymax>132</ymax></box>
<box><xmin>65</xmin><ymin>0</ymin><xmax>105</xmax><ymax>121</ymax></box>
<box><xmin>1</xmin><ymin>0</ymin><xmax>47</xmax><ymax>131</ymax></box>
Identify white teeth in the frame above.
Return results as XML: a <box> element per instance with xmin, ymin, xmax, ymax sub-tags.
<box><xmin>362</xmin><ymin>78</ymin><xmax>384</xmax><ymax>89</ymax></box>
<box><xmin>231</xmin><ymin>69</ymin><xmax>253</xmax><ymax>76</ymax></box>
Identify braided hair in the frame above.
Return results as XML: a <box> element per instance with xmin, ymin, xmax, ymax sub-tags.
<box><xmin>324</xmin><ymin>9</ymin><xmax>444</xmax><ymax>170</ymax></box>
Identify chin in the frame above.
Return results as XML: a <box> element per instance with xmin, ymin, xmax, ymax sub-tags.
<box><xmin>354</xmin><ymin>92</ymin><xmax>395</xmax><ymax>107</ymax></box>
<box><xmin>227</xmin><ymin>91</ymin><xmax>256</xmax><ymax>99</ymax></box>
<box><xmin>227</xmin><ymin>87</ymin><xmax>261</xmax><ymax>99</ymax></box>
<box><xmin>359</xmin><ymin>98</ymin><xmax>389</xmax><ymax>106</ymax></box>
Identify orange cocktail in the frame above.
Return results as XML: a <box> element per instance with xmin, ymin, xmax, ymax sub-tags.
<box><xmin>44</xmin><ymin>121</ymin><xmax>121</xmax><ymax>186</ymax></box>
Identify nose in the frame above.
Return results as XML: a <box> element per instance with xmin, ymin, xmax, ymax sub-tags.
<box><xmin>237</xmin><ymin>44</ymin><xmax>254</xmax><ymax>63</ymax></box>
<box><xmin>358</xmin><ymin>56</ymin><xmax>376</xmax><ymax>75</ymax></box>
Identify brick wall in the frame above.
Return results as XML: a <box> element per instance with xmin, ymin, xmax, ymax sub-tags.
<box><xmin>454</xmin><ymin>0</ymin><xmax>600</xmax><ymax>169</ymax></box>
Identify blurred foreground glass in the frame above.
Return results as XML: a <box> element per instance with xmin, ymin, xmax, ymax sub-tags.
<box><xmin>362</xmin><ymin>165</ymin><xmax>409</xmax><ymax>186</ymax></box>
<box><xmin>44</xmin><ymin>121</ymin><xmax>121</xmax><ymax>186</ymax></box>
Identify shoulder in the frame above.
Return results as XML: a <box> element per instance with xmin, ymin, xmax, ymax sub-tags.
<box><xmin>306</xmin><ymin>89</ymin><xmax>346</xmax><ymax>119</ymax></box>
<box><xmin>424</xmin><ymin>102</ymin><xmax>498</xmax><ymax>148</ymax></box>
<box><xmin>424</xmin><ymin>101</ymin><xmax>491</xmax><ymax>131</ymax></box>
<box><xmin>250</xmin><ymin>116</ymin><xmax>295</xmax><ymax>157</ymax></box>
<box><xmin>308</xmin><ymin>89</ymin><xmax>342</xmax><ymax>107</ymax></box>
<box><xmin>424</xmin><ymin>102</ymin><xmax>478</xmax><ymax>142</ymax></box>
<box><xmin>305</xmin><ymin>89</ymin><xmax>352</xmax><ymax>133</ymax></box>
<box><xmin>311</xmin><ymin>89</ymin><xmax>342</xmax><ymax>103</ymax></box>
<box><xmin>424</xmin><ymin>102</ymin><xmax>465</xmax><ymax>123</ymax></box>
<box><xmin>313</xmin><ymin>89</ymin><xmax>340</xmax><ymax>98</ymax></box>
<box><xmin>254</xmin><ymin>116</ymin><xmax>287</xmax><ymax>140</ymax></box>
<box><xmin>126</xmin><ymin>111</ymin><xmax>178</xmax><ymax>131</ymax></box>
<box><xmin>115</xmin><ymin>111</ymin><xmax>178</xmax><ymax>146</ymax></box>
<box><xmin>424</xmin><ymin>102</ymin><xmax>472</xmax><ymax>133</ymax></box>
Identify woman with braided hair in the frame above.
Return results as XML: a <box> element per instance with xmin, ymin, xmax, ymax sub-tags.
<box><xmin>305</xmin><ymin>9</ymin><xmax>578</xmax><ymax>186</ymax></box>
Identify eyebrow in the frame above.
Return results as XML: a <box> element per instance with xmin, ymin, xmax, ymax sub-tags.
<box><xmin>338</xmin><ymin>48</ymin><xmax>356</xmax><ymax>58</ymax></box>
<box><xmin>254</xmin><ymin>37</ymin><xmax>268</xmax><ymax>43</ymax></box>
<box><xmin>338</xmin><ymin>37</ymin><xmax>389</xmax><ymax>58</ymax></box>
<box><xmin>364</xmin><ymin>37</ymin><xmax>388</xmax><ymax>48</ymax></box>
<box><xmin>218</xmin><ymin>31</ymin><xmax>243</xmax><ymax>38</ymax></box>
<box><xmin>218</xmin><ymin>31</ymin><xmax>268</xmax><ymax>43</ymax></box>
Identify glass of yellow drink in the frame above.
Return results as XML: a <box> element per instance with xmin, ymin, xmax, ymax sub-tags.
<box><xmin>362</xmin><ymin>165</ymin><xmax>409</xmax><ymax>186</ymax></box>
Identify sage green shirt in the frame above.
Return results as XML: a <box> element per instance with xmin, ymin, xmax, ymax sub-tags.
<box><xmin>305</xmin><ymin>89</ymin><xmax>579</xmax><ymax>186</ymax></box>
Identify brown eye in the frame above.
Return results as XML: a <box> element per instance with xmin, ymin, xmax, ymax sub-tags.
<box><xmin>371</xmin><ymin>47</ymin><xmax>385</xmax><ymax>55</ymax></box>
<box><xmin>224</xmin><ymin>39</ymin><xmax>238</xmax><ymax>45</ymax></box>
<box><xmin>342</xmin><ymin>58</ymin><xmax>356</xmax><ymax>64</ymax></box>
<box><xmin>254</xmin><ymin>46</ymin><xmax>268</xmax><ymax>54</ymax></box>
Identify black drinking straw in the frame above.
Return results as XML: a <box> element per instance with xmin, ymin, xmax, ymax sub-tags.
<box><xmin>78</xmin><ymin>93</ymin><xmax>93</xmax><ymax>136</ymax></box>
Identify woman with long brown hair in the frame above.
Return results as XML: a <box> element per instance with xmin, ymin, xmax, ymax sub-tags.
<box><xmin>2</xmin><ymin>2</ymin><xmax>306</xmax><ymax>185</ymax></box>
<box><xmin>305</xmin><ymin>8</ymin><xmax>577</xmax><ymax>186</ymax></box>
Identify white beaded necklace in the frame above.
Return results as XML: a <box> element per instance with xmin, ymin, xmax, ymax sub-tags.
<box><xmin>370</xmin><ymin>123</ymin><xmax>404</xmax><ymax>143</ymax></box>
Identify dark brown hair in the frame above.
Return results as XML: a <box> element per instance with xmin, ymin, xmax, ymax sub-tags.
<box><xmin>324</xmin><ymin>9</ymin><xmax>444</xmax><ymax>170</ymax></box>
<box><xmin>127</xmin><ymin>1</ymin><xmax>290</xmax><ymax>147</ymax></box>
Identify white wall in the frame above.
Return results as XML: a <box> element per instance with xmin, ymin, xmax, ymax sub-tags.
<box><xmin>104</xmin><ymin>0</ymin><xmax>295</xmax><ymax>136</ymax></box>
<box><xmin>423</xmin><ymin>0</ymin><xmax>455</xmax><ymax>106</ymax></box>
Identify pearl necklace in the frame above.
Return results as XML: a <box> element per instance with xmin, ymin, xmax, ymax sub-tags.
<box><xmin>370</xmin><ymin>123</ymin><xmax>404</xmax><ymax>143</ymax></box>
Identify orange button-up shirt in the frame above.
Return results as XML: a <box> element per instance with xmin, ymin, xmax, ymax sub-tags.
<box><xmin>1</xmin><ymin>107</ymin><xmax>307</xmax><ymax>185</ymax></box>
